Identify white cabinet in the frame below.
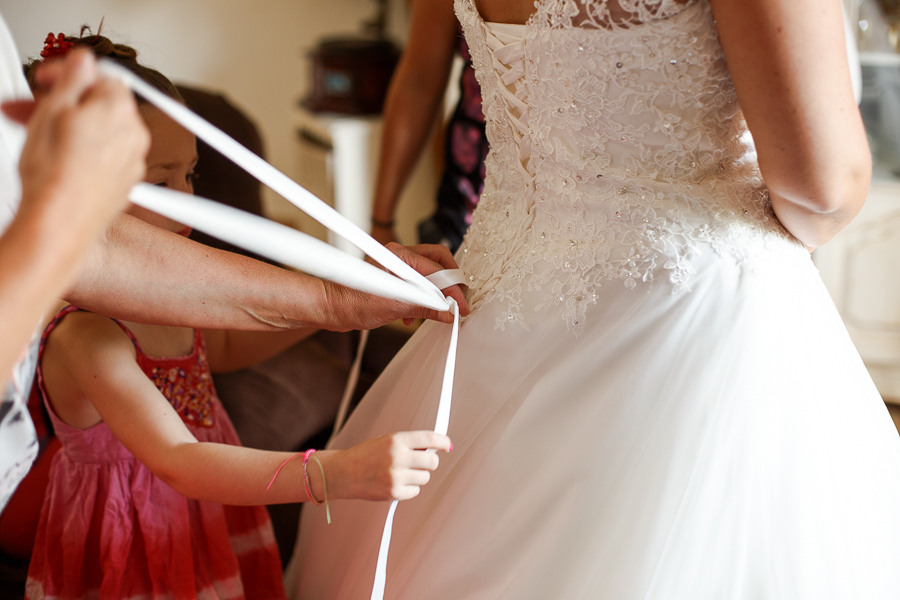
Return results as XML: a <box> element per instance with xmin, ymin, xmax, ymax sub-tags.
<box><xmin>812</xmin><ymin>4</ymin><xmax>900</xmax><ymax>402</ymax></box>
<box><xmin>815</xmin><ymin>178</ymin><xmax>900</xmax><ymax>402</ymax></box>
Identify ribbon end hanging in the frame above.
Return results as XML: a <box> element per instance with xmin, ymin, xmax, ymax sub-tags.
<box><xmin>371</xmin><ymin>500</ymin><xmax>399</xmax><ymax>600</ymax></box>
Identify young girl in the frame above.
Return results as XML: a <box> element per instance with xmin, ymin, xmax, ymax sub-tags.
<box><xmin>24</xmin><ymin>34</ymin><xmax>451</xmax><ymax>600</ymax></box>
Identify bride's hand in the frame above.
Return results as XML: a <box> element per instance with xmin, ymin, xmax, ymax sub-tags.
<box><xmin>317</xmin><ymin>431</ymin><xmax>453</xmax><ymax>501</ymax></box>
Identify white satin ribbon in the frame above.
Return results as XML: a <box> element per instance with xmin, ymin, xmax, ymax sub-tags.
<box><xmin>98</xmin><ymin>60</ymin><xmax>445</xmax><ymax>306</ymax></box>
<box><xmin>426</xmin><ymin>268</ymin><xmax>467</xmax><ymax>291</ymax></box>
<box><xmin>330</xmin><ymin>271</ymin><xmax>466</xmax><ymax>446</ymax></box>
<box><xmin>372</xmin><ymin>298</ymin><xmax>458</xmax><ymax>600</ymax></box>
<box><xmin>97</xmin><ymin>59</ymin><xmax>460</xmax><ymax>600</ymax></box>
<box><xmin>129</xmin><ymin>184</ymin><xmax>449</xmax><ymax>311</ymax></box>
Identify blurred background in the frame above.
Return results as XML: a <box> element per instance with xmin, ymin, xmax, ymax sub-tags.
<box><xmin>0</xmin><ymin>1</ymin><xmax>451</xmax><ymax>580</ymax></box>
<box><xmin>0</xmin><ymin>0</ymin><xmax>442</xmax><ymax>244</ymax></box>
<box><xmin>816</xmin><ymin>0</ymin><xmax>900</xmax><ymax>424</ymax></box>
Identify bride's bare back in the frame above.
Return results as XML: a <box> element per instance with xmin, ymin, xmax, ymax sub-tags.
<box><xmin>473</xmin><ymin>0</ymin><xmax>691</xmax><ymax>26</ymax></box>
<box><xmin>471</xmin><ymin>0</ymin><xmax>534</xmax><ymax>24</ymax></box>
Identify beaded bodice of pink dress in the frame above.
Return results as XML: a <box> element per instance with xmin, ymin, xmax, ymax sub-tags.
<box><xmin>289</xmin><ymin>1</ymin><xmax>900</xmax><ymax>598</ymax></box>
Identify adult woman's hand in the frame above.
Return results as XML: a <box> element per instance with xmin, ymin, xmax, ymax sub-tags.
<box><xmin>5</xmin><ymin>49</ymin><xmax>149</xmax><ymax>232</ymax></box>
<box><xmin>0</xmin><ymin>49</ymin><xmax>149</xmax><ymax>387</ymax></box>
<box><xmin>322</xmin><ymin>242</ymin><xmax>469</xmax><ymax>331</ymax></box>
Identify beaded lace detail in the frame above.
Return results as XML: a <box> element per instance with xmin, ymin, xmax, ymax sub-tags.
<box><xmin>454</xmin><ymin>0</ymin><xmax>798</xmax><ymax>334</ymax></box>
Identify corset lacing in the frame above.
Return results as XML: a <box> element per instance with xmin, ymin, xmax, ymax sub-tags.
<box><xmin>456</xmin><ymin>0</ymin><xmax>798</xmax><ymax>335</ymax></box>
<box><xmin>480</xmin><ymin>22</ymin><xmax>532</xmax><ymax>189</ymax></box>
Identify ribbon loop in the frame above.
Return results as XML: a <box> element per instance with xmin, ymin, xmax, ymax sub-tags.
<box><xmin>98</xmin><ymin>59</ymin><xmax>447</xmax><ymax>308</ymax></box>
<box><xmin>426</xmin><ymin>268</ymin><xmax>467</xmax><ymax>290</ymax></box>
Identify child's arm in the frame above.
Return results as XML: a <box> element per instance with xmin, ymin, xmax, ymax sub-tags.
<box><xmin>201</xmin><ymin>328</ymin><xmax>317</xmax><ymax>373</ymax></box>
<box><xmin>43</xmin><ymin>312</ymin><xmax>451</xmax><ymax>506</ymax></box>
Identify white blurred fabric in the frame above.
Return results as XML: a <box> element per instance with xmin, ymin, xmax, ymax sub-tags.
<box><xmin>0</xmin><ymin>10</ymin><xmax>39</xmax><ymax>513</ymax></box>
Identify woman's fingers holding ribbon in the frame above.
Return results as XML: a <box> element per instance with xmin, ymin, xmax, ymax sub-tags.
<box><xmin>327</xmin><ymin>242</ymin><xmax>467</xmax><ymax>330</ymax></box>
<box><xmin>336</xmin><ymin>242</ymin><xmax>467</xmax><ymax>328</ymax></box>
<box><xmin>397</xmin><ymin>243</ymin><xmax>456</xmax><ymax>270</ymax></box>
<box><xmin>382</xmin><ymin>242</ymin><xmax>470</xmax><ymax>319</ymax></box>
<box><xmin>12</xmin><ymin>50</ymin><xmax>148</xmax><ymax>226</ymax></box>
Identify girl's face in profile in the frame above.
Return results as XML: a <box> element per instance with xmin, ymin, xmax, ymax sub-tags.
<box><xmin>126</xmin><ymin>104</ymin><xmax>198</xmax><ymax>237</ymax></box>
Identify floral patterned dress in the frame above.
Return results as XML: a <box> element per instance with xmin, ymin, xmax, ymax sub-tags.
<box><xmin>420</xmin><ymin>25</ymin><xmax>490</xmax><ymax>252</ymax></box>
<box><xmin>26</xmin><ymin>306</ymin><xmax>285</xmax><ymax>600</ymax></box>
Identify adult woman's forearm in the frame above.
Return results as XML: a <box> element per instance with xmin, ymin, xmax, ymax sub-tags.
<box><xmin>66</xmin><ymin>212</ymin><xmax>334</xmax><ymax>331</ymax></box>
<box><xmin>0</xmin><ymin>191</ymin><xmax>106</xmax><ymax>382</ymax></box>
<box><xmin>66</xmin><ymin>214</ymin><xmax>466</xmax><ymax>332</ymax></box>
<box><xmin>372</xmin><ymin>67</ymin><xmax>448</xmax><ymax>224</ymax></box>
<box><xmin>371</xmin><ymin>0</ymin><xmax>459</xmax><ymax>235</ymax></box>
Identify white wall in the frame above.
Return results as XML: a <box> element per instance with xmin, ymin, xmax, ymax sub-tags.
<box><xmin>0</xmin><ymin>0</ymin><xmax>437</xmax><ymax>242</ymax></box>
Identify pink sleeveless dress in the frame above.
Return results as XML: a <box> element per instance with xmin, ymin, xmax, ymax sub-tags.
<box><xmin>26</xmin><ymin>306</ymin><xmax>286</xmax><ymax>599</ymax></box>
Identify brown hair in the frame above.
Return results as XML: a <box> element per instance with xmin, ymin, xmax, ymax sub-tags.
<box><xmin>24</xmin><ymin>28</ymin><xmax>183</xmax><ymax>104</ymax></box>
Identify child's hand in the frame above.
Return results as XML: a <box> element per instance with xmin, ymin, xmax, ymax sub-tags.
<box><xmin>321</xmin><ymin>431</ymin><xmax>452</xmax><ymax>502</ymax></box>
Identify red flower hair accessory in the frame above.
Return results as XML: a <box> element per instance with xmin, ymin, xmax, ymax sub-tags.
<box><xmin>40</xmin><ymin>33</ymin><xmax>74</xmax><ymax>60</ymax></box>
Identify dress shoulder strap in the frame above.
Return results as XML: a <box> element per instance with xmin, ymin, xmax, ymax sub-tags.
<box><xmin>36</xmin><ymin>306</ymin><xmax>144</xmax><ymax>436</ymax></box>
<box><xmin>40</xmin><ymin>305</ymin><xmax>142</xmax><ymax>354</ymax></box>
<box><xmin>37</xmin><ymin>306</ymin><xmax>144</xmax><ymax>415</ymax></box>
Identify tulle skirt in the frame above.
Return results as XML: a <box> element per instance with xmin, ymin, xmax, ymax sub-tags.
<box><xmin>289</xmin><ymin>240</ymin><xmax>900</xmax><ymax>599</ymax></box>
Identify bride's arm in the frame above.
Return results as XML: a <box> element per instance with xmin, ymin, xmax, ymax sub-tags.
<box><xmin>709</xmin><ymin>0</ymin><xmax>870</xmax><ymax>249</ymax></box>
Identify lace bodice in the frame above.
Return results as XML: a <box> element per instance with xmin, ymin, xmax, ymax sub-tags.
<box><xmin>454</xmin><ymin>0</ymin><xmax>798</xmax><ymax>334</ymax></box>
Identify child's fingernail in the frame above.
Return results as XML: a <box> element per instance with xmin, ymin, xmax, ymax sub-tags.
<box><xmin>449</xmin><ymin>443</ymin><xmax>454</xmax><ymax>453</ymax></box>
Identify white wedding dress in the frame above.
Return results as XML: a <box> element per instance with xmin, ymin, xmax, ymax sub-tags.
<box><xmin>288</xmin><ymin>1</ymin><xmax>900</xmax><ymax>597</ymax></box>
